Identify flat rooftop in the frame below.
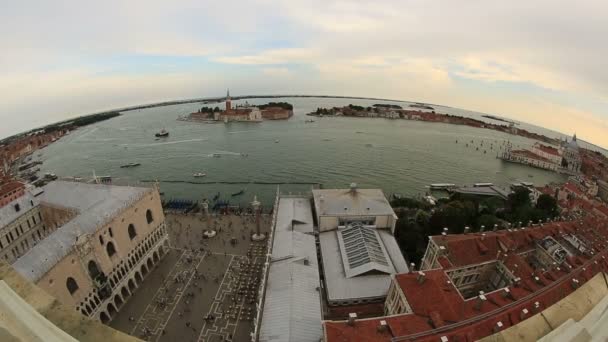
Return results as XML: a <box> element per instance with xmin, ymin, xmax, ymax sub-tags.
<box><xmin>312</xmin><ymin>188</ymin><xmax>395</xmax><ymax>217</ymax></box>
<box><xmin>13</xmin><ymin>181</ymin><xmax>151</xmax><ymax>282</ymax></box>
<box><xmin>452</xmin><ymin>185</ymin><xmax>510</xmax><ymax>200</ymax></box>
<box><xmin>259</xmin><ymin>196</ymin><xmax>322</xmax><ymax>342</ymax></box>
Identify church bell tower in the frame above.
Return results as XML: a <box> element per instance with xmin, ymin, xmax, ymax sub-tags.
<box><xmin>226</xmin><ymin>88</ymin><xmax>232</xmax><ymax>111</ymax></box>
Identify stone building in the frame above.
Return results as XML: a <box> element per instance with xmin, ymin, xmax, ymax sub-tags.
<box><xmin>322</xmin><ymin>216</ymin><xmax>608</xmax><ymax>341</ymax></box>
<box><xmin>312</xmin><ymin>185</ymin><xmax>407</xmax><ymax>310</ymax></box>
<box><xmin>561</xmin><ymin>134</ymin><xmax>582</xmax><ymax>173</ymax></box>
<box><xmin>0</xmin><ymin>187</ymin><xmax>54</xmax><ymax>263</ymax></box>
<box><xmin>11</xmin><ymin>181</ymin><xmax>169</xmax><ymax>323</ymax></box>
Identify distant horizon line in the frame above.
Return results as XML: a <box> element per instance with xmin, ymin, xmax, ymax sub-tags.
<box><xmin>3</xmin><ymin>94</ymin><xmax>606</xmax><ymax>152</ymax></box>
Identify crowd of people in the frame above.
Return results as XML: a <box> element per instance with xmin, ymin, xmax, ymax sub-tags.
<box><xmin>128</xmin><ymin>211</ymin><xmax>271</xmax><ymax>342</ymax></box>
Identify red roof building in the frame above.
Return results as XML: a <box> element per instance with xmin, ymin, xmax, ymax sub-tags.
<box><xmin>323</xmin><ymin>217</ymin><xmax>608</xmax><ymax>341</ymax></box>
<box><xmin>0</xmin><ymin>180</ymin><xmax>25</xmax><ymax>208</ymax></box>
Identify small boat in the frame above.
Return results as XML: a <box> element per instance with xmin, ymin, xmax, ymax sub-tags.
<box><xmin>275</xmin><ymin>139</ymin><xmax>279</xmax><ymax>143</ymax></box>
<box><xmin>240</xmin><ymin>153</ymin><xmax>249</xmax><ymax>157</ymax></box>
<box><xmin>193</xmin><ymin>172</ymin><xmax>206</xmax><ymax>177</ymax></box>
<box><xmin>120</xmin><ymin>163</ymin><xmax>141</xmax><ymax>168</ymax></box>
<box><xmin>44</xmin><ymin>173</ymin><xmax>58</xmax><ymax>180</ymax></box>
<box><xmin>155</xmin><ymin>129</ymin><xmax>169</xmax><ymax>137</ymax></box>
<box><xmin>305</xmin><ymin>119</ymin><xmax>315</xmax><ymax>123</ymax></box>
<box><xmin>212</xmin><ymin>153</ymin><xmax>221</xmax><ymax>158</ymax></box>
<box><xmin>430</xmin><ymin>183</ymin><xmax>456</xmax><ymax>190</ymax></box>
<box><xmin>365</xmin><ymin>143</ymin><xmax>373</xmax><ymax>148</ymax></box>
<box><xmin>231</xmin><ymin>189</ymin><xmax>245</xmax><ymax>197</ymax></box>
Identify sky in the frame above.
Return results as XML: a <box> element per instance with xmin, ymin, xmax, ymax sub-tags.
<box><xmin>1</xmin><ymin>0</ymin><xmax>607</xmax><ymax>148</ymax></box>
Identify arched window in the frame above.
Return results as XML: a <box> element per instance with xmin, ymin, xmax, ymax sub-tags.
<box><xmin>66</xmin><ymin>277</ymin><xmax>79</xmax><ymax>295</ymax></box>
<box><xmin>99</xmin><ymin>235</ymin><xmax>104</xmax><ymax>245</ymax></box>
<box><xmin>146</xmin><ymin>210</ymin><xmax>154</xmax><ymax>224</ymax></box>
<box><xmin>106</xmin><ymin>242</ymin><xmax>116</xmax><ymax>258</ymax></box>
<box><xmin>128</xmin><ymin>224</ymin><xmax>137</xmax><ymax>240</ymax></box>
<box><xmin>88</xmin><ymin>260</ymin><xmax>101</xmax><ymax>279</ymax></box>
<box><xmin>108</xmin><ymin>227</ymin><xmax>113</xmax><ymax>238</ymax></box>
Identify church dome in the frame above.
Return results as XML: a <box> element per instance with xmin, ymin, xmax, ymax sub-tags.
<box><xmin>568</xmin><ymin>133</ymin><xmax>579</xmax><ymax>150</ymax></box>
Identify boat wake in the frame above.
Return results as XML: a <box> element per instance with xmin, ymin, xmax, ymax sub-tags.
<box><xmin>124</xmin><ymin>138</ymin><xmax>208</xmax><ymax>147</ymax></box>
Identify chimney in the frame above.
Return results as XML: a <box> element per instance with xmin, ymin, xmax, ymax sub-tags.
<box><xmin>347</xmin><ymin>313</ymin><xmax>357</xmax><ymax>326</ymax></box>
<box><xmin>417</xmin><ymin>271</ymin><xmax>426</xmax><ymax>284</ymax></box>
<box><xmin>349</xmin><ymin>182</ymin><xmax>358</xmax><ymax>194</ymax></box>
<box><xmin>501</xmin><ymin>287</ymin><xmax>513</xmax><ymax>299</ymax></box>
<box><xmin>474</xmin><ymin>294</ymin><xmax>487</xmax><ymax>311</ymax></box>
<box><xmin>520</xmin><ymin>308</ymin><xmax>529</xmax><ymax>320</ymax></box>
<box><xmin>480</xmin><ymin>225</ymin><xmax>486</xmax><ymax>232</ymax></box>
<box><xmin>464</xmin><ymin>226</ymin><xmax>470</xmax><ymax>234</ymax></box>
<box><xmin>493</xmin><ymin>224</ymin><xmax>499</xmax><ymax>232</ymax></box>
<box><xmin>493</xmin><ymin>321</ymin><xmax>504</xmax><ymax>333</ymax></box>
<box><xmin>440</xmin><ymin>337</ymin><xmax>449</xmax><ymax>342</ymax></box>
<box><xmin>410</xmin><ymin>262</ymin><xmax>416</xmax><ymax>272</ymax></box>
<box><xmin>377</xmin><ymin>320</ymin><xmax>388</xmax><ymax>333</ymax></box>
<box><xmin>481</xmin><ymin>233</ymin><xmax>486</xmax><ymax>240</ymax></box>
<box><xmin>571</xmin><ymin>278</ymin><xmax>580</xmax><ymax>289</ymax></box>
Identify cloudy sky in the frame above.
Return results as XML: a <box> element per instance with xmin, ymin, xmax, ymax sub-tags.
<box><xmin>2</xmin><ymin>0</ymin><xmax>607</xmax><ymax>147</ymax></box>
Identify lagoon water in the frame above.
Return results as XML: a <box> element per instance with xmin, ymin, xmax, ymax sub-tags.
<box><xmin>37</xmin><ymin>97</ymin><xmax>567</xmax><ymax>205</ymax></box>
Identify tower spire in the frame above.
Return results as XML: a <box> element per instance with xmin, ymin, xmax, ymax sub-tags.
<box><xmin>227</xmin><ymin>88</ymin><xmax>230</xmax><ymax>99</ymax></box>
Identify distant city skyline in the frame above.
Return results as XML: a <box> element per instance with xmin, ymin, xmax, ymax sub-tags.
<box><xmin>1</xmin><ymin>0</ymin><xmax>607</xmax><ymax>148</ymax></box>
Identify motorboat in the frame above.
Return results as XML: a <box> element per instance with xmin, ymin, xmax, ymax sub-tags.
<box><xmin>231</xmin><ymin>189</ymin><xmax>245</xmax><ymax>197</ymax></box>
<box><xmin>212</xmin><ymin>153</ymin><xmax>221</xmax><ymax>158</ymax></box>
<box><xmin>43</xmin><ymin>173</ymin><xmax>58</xmax><ymax>180</ymax></box>
<box><xmin>193</xmin><ymin>172</ymin><xmax>206</xmax><ymax>177</ymax></box>
<box><xmin>155</xmin><ymin>129</ymin><xmax>169</xmax><ymax>137</ymax></box>
<box><xmin>120</xmin><ymin>163</ymin><xmax>141</xmax><ymax>168</ymax></box>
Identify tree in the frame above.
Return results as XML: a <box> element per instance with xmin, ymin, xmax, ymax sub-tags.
<box><xmin>476</xmin><ymin>214</ymin><xmax>501</xmax><ymax>231</ymax></box>
<box><xmin>428</xmin><ymin>200</ymin><xmax>476</xmax><ymax>235</ymax></box>
<box><xmin>508</xmin><ymin>187</ymin><xmax>531</xmax><ymax>210</ymax></box>
<box><xmin>536</xmin><ymin>194</ymin><xmax>558</xmax><ymax>217</ymax></box>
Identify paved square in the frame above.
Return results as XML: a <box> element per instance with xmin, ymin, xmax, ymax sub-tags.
<box><xmin>110</xmin><ymin>213</ymin><xmax>271</xmax><ymax>342</ymax></box>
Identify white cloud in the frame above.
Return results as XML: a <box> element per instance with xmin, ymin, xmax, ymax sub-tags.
<box><xmin>1</xmin><ymin>0</ymin><xmax>607</xmax><ymax>147</ymax></box>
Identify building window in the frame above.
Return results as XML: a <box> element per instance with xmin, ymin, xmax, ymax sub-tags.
<box><xmin>66</xmin><ymin>277</ymin><xmax>79</xmax><ymax>295</ymax></box>
<box><xmin>14</xmin><ymin>203</ymin><xmax>20</xmax><ymax>212</ymax></box>
<box><xmin>106</xmin><ymin>242</ymin><xmax>117</xmax><ymax>258</ymax></box>
<box><xmin>88</xmin><ymin>260</ymin><xmax>101</xmax><ymax>279</ymax></box>
<box><xmin>128</xmin><ymin>224</ymin><xmax>137</xmax><ymax>240</ymax></box>
<box><xmin>99</xmin><ymin>235</ymin><xmax>104</xmax><ymax>245</ymax></box>
<box><xmin>146</xmin><ymin>210</ymin><xmax>154</xmax><ymax>224</ymax></box>
<box><xmin>108</xmin><ymin>227</ymin><xmax>113</xmax><ymax>238</ymax></box>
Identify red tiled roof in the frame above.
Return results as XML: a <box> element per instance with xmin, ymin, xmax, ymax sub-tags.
<box><xmin>324</xmin><ymin>218</ymin><xmax>608</xmax><ymax>342</ymax></box>
<box><xmin>0</xmin><ymin>180</ymin><xmax>24</xmax><ymax>196</ymax></box>
<box><xmin>395</xmin><ymin>270</ymin><xmax>462</xmax><ymax>322</ymax></box>
<box><xmin>564</xmin><ymin>182</ymin><xmax>584</xmax><ymax>196</ymax></box>
<box><xmin>535</xmin><ymin>144</ymin><xmax>561</xmax><ymax>156</ymax></box>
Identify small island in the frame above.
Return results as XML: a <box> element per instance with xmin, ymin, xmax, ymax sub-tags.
<box><xmin>182</xmin><ymin>90</ymin><xmax>293</xmax><ymax>123</ymax></box>
<box><xmin>307</xmin><ymin>104</ymin><xmax>558</xmax><ymax>144</ymax></box>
